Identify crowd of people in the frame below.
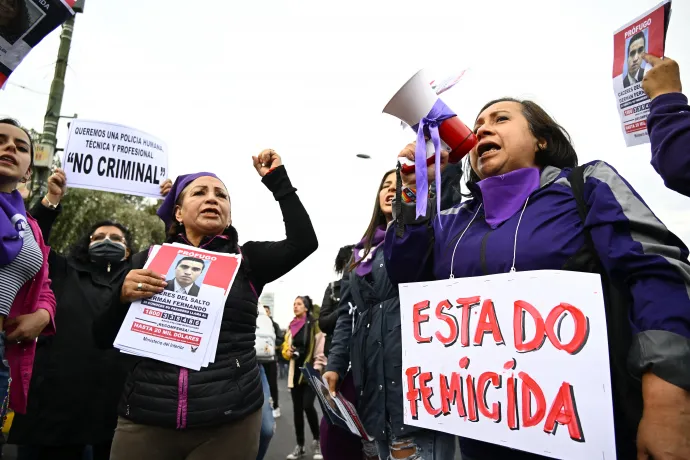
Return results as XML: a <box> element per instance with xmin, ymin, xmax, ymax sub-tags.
<box><xmin>0</xmin><ymin>51</ymin><xmax>687</xmax><ymax>460</ymax></box>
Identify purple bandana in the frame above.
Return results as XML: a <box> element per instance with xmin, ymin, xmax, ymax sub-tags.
<box><xmin>157</xmin><ymin>172</ymin><xmax>222</xmax><ymax>229</ymax></box>
<box><xmin>413</xmin><ymin>98</ymin><xmax>457</xmax><ymax>220</ymax></box>
<box><xmin>477</xmin><ymin>167</ymin><xmax>540</xmax><ymax>229</ymax></box>
<box><xmin>354</xmin><ymin>226</ymin><xmax>386</xmax><ymax>276</ymax></box>
<box><xmin>0</xmin><ymin>190</ymin><xmax>27</xmax><ymax>265</ymax></box>
<box><xmin>289</xmin><ymin>316</ymin><xmax>306</xmax><ymax>338</ymax></box>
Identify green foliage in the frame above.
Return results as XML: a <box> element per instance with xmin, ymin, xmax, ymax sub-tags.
<box><xmin>44</xmin><ymin>188</ymin><xmax>166</xmax><ymax>255</ymax></box>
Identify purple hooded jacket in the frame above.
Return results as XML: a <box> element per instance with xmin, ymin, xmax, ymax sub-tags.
<box><xmin>384</xmin><ymin>160</ymin><xmax>690</xmax><ymax>460</ymax></box>
<box><xmin>647</xmin><ymin>92</ymin><xmax>690</xmax><ymax>197</ymax></box>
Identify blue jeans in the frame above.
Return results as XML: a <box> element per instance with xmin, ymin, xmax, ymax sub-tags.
<box><xmin>256</xmin><ymin>364</ymin><xmax>275</xmax><ymax>460</ymax></box>
<box><xmin>376</xmin><ymin>429</ymin><xmax>456</xmax><ymax>460</ymax></box>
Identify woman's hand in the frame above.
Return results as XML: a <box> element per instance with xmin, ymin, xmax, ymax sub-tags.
<box><xmin>6</xmin><ymin>309</ymin><xmax>51</xmax><ymax>343</ymax></box>
<box><xmin>398</xmin><ymin>142</ymin><xmax>449</xmax><ymax>188</ymax></box>
<box><xmin>322</xmin><ymin>371</ymin><xmax>339</xmax><ymax>397</ymax></box>
<box><xmin>642</xmin><ymin>54</ymin><xmax>682</xmax><ymax>101</ymax></box>
<box><xmin>637</xmin><ymin>372</ymin><xmax>690</xmax><ymax>459</ymax></box>
<box><xmin>159</xmin><ymin>178</ymin><xmax>173</xmax><ymax>197</ymax></box>
<box><xmin>120</xmin><ymin>269</ymin><xmax>167</xmax><ymax>303</ymax></box>
<box><xmin>285</xmin><ymin>345</ymin><xmax>295</xmax><ymax>359</ymax></box>
<box><xmin>252</xmin><ymin>149</ymin><xmax>283</xmax><ymax>177</ymax></box>
<box><xmin>43</xmin><ymin>168</ymin><xmax>67</xmax><ymax>207</ymax></box>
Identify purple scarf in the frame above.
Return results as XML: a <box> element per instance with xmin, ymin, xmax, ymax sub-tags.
<box><xmin>477</xmin><ymin>167</ymin><xmax>540</xmax><ymax>229</ymax></box>
<box><xmin>353</xmin><ymin>226</ymin><xmax>386</xmax><ymax>276</ymax></box>
<box><xmin>289</xmin><ymin>316</ymin><xmax>307</xmax><ymax>339</ymax></box>
<box><xmin>0</xmin><ymin>190</ymin><xmax>27</xmax><ymax>265</ymax></box>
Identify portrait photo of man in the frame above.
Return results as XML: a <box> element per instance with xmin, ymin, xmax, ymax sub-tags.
<box><xmin>165</xmin><ymin>256</ymin><xmax>206</xmax><ymax>297</ymax></box>
<box><xmin>624</xmin><ymin>31</ymin><xmax>647</xmax><ymax>88</ymax></box>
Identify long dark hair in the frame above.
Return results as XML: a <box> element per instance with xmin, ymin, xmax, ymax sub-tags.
<box><xmin>334</xmin><ymin>244</ymin><xmax>354</xmax><ymax>274</ymax></box>
<box><xmin>69</xmin><ymin>220</ymin><xmax>134</xmax><ymax>265</ymax></box>
<box><xmin>351</xmin><ymin>169</ymin><xmax>395</xmax><ymax>271</ymax></box>
<box><xmin>0</xmin><ymin>0</ymin><xmax>30</xmax><ymax>44</ymax></box>
<box><xmin>0</xmin><ymin>117</ymin><xmax>34</xmax><ymax>174</ymax></box>
<box><xmin>463</xmin><ymin>98</ymin><xmax>578</xmax><ymax>187</ymax></box>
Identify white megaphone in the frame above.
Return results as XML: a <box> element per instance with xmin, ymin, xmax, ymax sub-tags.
<box><xmin>383</xmin><ymin>69</ymin><xmax>477</xmax><ymax>174</ymax></box>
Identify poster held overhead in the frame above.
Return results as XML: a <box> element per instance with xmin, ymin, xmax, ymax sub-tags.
<box><xmin>0</xmin><ymin>0</ymin><xmax>75</xmax><ymax>87</ymax></box>
<box><xmin>612</xmin><ymin>0</ymin><xmax>672</xmax><ymax>147</ymax></box>
<box><xmin>62</xmin><ymin>119</ymin><xmax>169</xmax><ymax>198</ymax></box>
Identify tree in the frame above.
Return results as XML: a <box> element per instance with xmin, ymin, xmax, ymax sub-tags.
<box><xmin>43</xmin><ymin>188</ymin><xmax>166</xmax><ymax>255</ymax></box>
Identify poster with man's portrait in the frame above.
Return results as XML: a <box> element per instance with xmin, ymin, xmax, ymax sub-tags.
<box><xmin>611</xmin><ymin>0</ymin><xmax>671</xmax><ymax>147</ymax></box>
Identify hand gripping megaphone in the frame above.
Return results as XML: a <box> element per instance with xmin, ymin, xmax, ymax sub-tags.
<box><xmin>383</xmin><ymin>69</ymin><xmax>477</xmax><ymax>175</ymax></box>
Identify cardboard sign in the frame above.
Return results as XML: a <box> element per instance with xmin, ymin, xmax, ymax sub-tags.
<box><xmin>399</xmin><ymin>270</ymin><xmax>616</xmax><ymax>460</ymax></box>
<box><xmin>612</xmin><ymin>0</ymin><xmax>672</xmax><ymax>147</ymax></box>
<box><xmin>0</xmin><ymin>0</ymin><xmax>74</xmax><ymax>87</ymax></box>
<box><xmin>62</xmin><ymin>119</ymin><xmax>168</xmax><ymax>198</ymax></box>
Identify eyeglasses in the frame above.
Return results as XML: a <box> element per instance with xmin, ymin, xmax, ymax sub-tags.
<box><xmin>90</xmin><ymin>232</ymin><xmax>126</xmax><ymax>244</ymax></box>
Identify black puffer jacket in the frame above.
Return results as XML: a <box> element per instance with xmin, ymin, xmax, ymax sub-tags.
<box><xmin>94</xmin><ymin>166</ymin><xmax>317</xmax><ymax>429</ymax></box>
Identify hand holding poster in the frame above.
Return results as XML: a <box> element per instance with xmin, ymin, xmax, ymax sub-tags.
<box><xmin>62</xmin><ymin>119</ymin><xmax>169</xmax><ymax>198</ymax></box>
<box><xmin>0</xmin><ymin>0</ymin><xmax>74</xmax><ymax>88</ymax></box>
<box><xmin>399</xmin><ymin>270</ymin><xmax>616</xmax><ymax>460</ymax></box>
<box><xmin>114</xmin><ymin>244</ymin><xmax>241</xmax><ymax>370</ymax></box>
<box><xmin>612</xmin><ymin>0</ymin><xmax>672</xmax><ymax>147</ymax></box>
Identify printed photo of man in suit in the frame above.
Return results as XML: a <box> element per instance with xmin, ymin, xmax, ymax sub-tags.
<box><xmin>165</xmin><ymin>256</ymin><xmax>205</xmax><ymax>297</ymax></box>
<box><xmin>624</xmin><ymin>31</ymin><xmax>647</xmax><ymax>88</ymax></box>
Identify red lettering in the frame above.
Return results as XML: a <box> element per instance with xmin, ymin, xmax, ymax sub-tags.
<box><xmin>439</xmin><ymin>373</ymin><xmax>465</xmax><ymax>417</ymax></box>
<box><xmin>544</xmin><ymin>382</ymin><xmax>585</xmax><ymax>442</ymax></box>
<box><xmin>419</xmin><ymin>372</ymin><xmax>442</xmax><ymax>417</ymax></box>
<box><xmin>507</xmin><ymin>374</ymin><xmax>520</xmax><ymax>430</ymax></box>
<box><xmin>435</xmin><ymin>300</ymin><xmax>459</xmax><ymax>346</ymax></box>
<box><xmin>473</xmin><ymin>299</ymin><xmax>505</xmax><ymax>346</ymax></box>
<box><xmin>466</xmin><ymin>375</ymin><xmax>478</xmax><ymax>422</ymax></box>
<box><xmin>413</xmin><ymin>300</ymin><xmax>433</xmax><ymax>344</ymax></box>
<box><xmin>545</xmin><ymin>303</ymin><xmax>590</xmax><ymax>355</ymax></box>
<box><xmin>519</xmin><ymin>371</ymin><xmax>546</xmax><ymax>428</ymax></box>
<box><xmin>405</xmin><ymin>367</ymin><xmax>421</xmax><ymax>420</ymax></box>
<box><xmin>477</xmin><ymin>371</ymin><xmax>502</xmax><ymax>423</ymax></box>
<box><xmin>514</xmin><ymin>300</ymin><xmax>546</xmax><ymax>353</ymax></box>
<box><xmin>457</xmin><ymin>296</ymin><xmax>481</xmax><ymax>347</ymax></box>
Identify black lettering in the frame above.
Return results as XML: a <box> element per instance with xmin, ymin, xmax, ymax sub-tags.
<box><xmin>97</xmin><ymin>157</ymin><xmax>106</xmax><ymax>176</ymax></box>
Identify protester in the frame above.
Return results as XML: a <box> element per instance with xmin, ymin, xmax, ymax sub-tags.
<box><xmin>256</xmin><ymin>364</ymin><xmax>275</xmax><ymax>460</ymax></box>
<box><xmin>323</xmin><ymin>170</ymin><xmax>456</xmax><ymax>460</ymax></box>
<box><xmin>0</xmin><ymin>118</ymin><xmax>56</xmax><ymax>428</ymax></box>
<box><xmin>263</xmin><ymin>305</ymin><xmax>283</xmax><ymax>418</ymax></box>
<box><xmin>94</xmin><ymin>149</ymin><xmax>318</xmax><ymax>460</ymax></box>
<box><xmin>8</xmin><ymin>169</ymin><xmax>169</xmax><ymax>460</ymax></box>
<box><xmin>318</xmin><ymin>244</ymin><xmax>353</xmax><ymax>357</ymax></box>
<box><xmin>384</xmin><ymin>98</ymin><xmax>690</xmax><ymax>460</ymax></box>
<box><xmin>642</xmin><ymin>53</ymin><xmax>689</xmax><ymax>197</ymax></box>
<box><xmin>282</xmin><ymin>295</ymin><xmax>326</xmax><ymax>460</ymax></box>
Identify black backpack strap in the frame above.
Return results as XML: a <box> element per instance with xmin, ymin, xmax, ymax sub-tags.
<box><xmin>568</xmin><ymin>165</ymin><xmax>589</xmax><ymax>235</ymax></box>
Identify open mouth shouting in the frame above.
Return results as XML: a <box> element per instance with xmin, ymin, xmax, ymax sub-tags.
<box><xmin>477</xmin><ymin>141</ymin><xmax>501</xmax><ymax>159</ymax></box>
<box><xmin>0</xmin><ymin>154</ymin><xmax>18</xmax><ymax>166</ymax></box>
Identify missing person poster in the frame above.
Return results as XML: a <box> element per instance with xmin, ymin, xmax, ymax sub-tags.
<box><xmin>62</xmin><ymin>119</ymin><xmax>169</xmax><ymax>198</ymax></box>
<box><xmin>114</xmin><ymin>244</ymin><xmax>241</xmax><ymax>370</ymax></box>
<box><xmin>612</xmin><ymin>0</ymin><xmax>672</xmax><ymax>147</ymax></box>
<box><xmin>0</xmin><ymin>0</ymin><xmax>75</xmax><ymax>88</ymax></box>
<box><xmin>398</xmin><ymin>270</ymin><xmax>616</xmax><ymax>459</ymax></box>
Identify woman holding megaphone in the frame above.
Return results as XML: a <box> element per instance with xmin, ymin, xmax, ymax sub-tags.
<box><xmin>94</xmin><ymin>150</ymin><xmax>318</xmax><ymax>460</ymax></box>
<box><xmin>385</xmin><ymin>98</ymin><xmax>690</xmax><ymax>460</ymax></box>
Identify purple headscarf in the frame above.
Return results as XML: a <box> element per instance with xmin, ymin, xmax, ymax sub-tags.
<box><xmin>156</xmin><ymin>172</ymin><xmax>222</xmax><ymax>229</ymax></box>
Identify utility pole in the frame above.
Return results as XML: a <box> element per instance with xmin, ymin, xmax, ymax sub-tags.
<box><xmin>30</xmin><ymin>0</ymin><xmax>85</xmax><ymax>207</ymax></box>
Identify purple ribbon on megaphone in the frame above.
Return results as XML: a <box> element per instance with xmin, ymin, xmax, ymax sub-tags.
<box><xmin>412</xmin><ymin>99</ymin><xmax>457</xmax><ymax>219</ymax></box>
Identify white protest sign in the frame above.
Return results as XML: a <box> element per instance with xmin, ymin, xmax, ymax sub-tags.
<box><xmin>399</xmin><ymin>270</ymin><xmax>616</xmax><ymax>460</ymax></box>
<box><xmin>62</xmin><ymin>120</ymin><xmax>168</xmax><ymax>198</ymax></box>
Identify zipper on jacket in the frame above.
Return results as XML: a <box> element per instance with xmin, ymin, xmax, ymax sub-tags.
<box><xmin>236</xmin><ymin>358</ymin><xmax>240</xmax><ymax>368</ymax></box>
<box><xmin>480</xmin><ymin>230</ymin><xmax>493</xmax><ymax>275</ymax></box>
<box><xmin>107</xmin><ymin>262</ymin><xmax>111</xmax><ymax>273</ymax></box>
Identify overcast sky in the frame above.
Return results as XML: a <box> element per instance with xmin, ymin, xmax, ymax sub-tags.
<box><xmin>1</xmin><ymin>0</ymin><xmax>689</xmax><ymax>327</ymax></box>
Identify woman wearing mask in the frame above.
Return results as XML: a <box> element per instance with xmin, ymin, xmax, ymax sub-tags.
<box><xmin>94</xmin><ymin>150</ymin><xmax>317</xmax><ymax>460</ymax></box>
<box><xmin>323</xmin><ymin>170</ymin><xmax>456</xmax><ymax>460</ymax></box>
<box><xmin>0</xmin><ymin>118</ymin><xmax>56</xmax><ymax>430</ymax></box>
<box><xmin>8</xmin><ymin>168</ymin><xmax>171</xmax><ymax>460</ymax></box>
<box><xmin>282</xmin><ymin>295</ymin><xmax>326</xmax><ymax>460</ymax></box>
<box><xmin>385</xmin><ymin>98</ymin><xmax>690</xmax><ymax>459</ymax></box>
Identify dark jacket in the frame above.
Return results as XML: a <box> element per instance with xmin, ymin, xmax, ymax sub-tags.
<box><xmin>9</xmin><ymin>203</ymin><xmax>129</xmax><ymax>446</ymax></box>
<box><xmin>647</xmin><ymin>92</ymin><xmax>690</xmax><ymax>197</ymax></box>
<box><xmin>319</xmin><ymin>279</ymin><xmax>343</xmax><ymax>356</ymax></box>
<box><xmin>93</xmin><ymin>166</ymin><xmax>317</xmax><ymax>429</ymax></box>
<box><xmin>384</xmin><ymin>161</ymin><xmax>690</xmax><ymax>460</ymax></box>
<box><xmin>164</xmin><ymin>279</ymin><xmax>200</xmax><ymax>297</ymax></box>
